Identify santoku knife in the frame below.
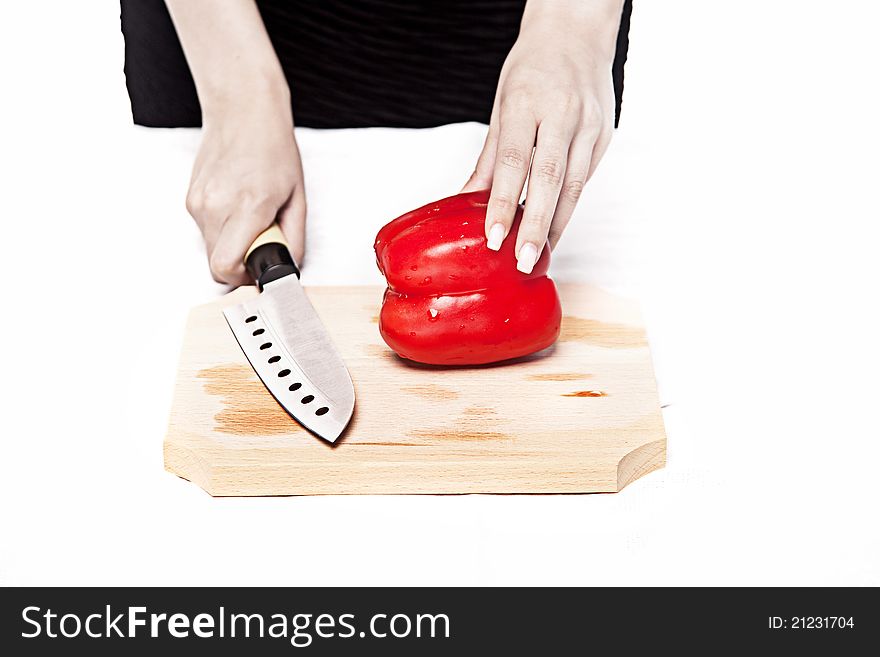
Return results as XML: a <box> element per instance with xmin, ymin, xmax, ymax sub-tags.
<box><xmin>223</xmin><ymin>225</ymin><xmax>355</xmax><ymax>443</ymax></box>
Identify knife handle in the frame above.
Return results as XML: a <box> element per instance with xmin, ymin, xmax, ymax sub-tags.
<box><xmin>244</xmin><ymin>224</ymin><xmax>301</xmax><ymax>290</ymax></box>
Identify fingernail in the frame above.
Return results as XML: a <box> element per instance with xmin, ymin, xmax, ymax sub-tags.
<box><xmin>517</xmin><ymin>242</ymin><xmax>538</xmax><ymax>274</ymax></box>
<box><xmin>487</xmin><ymin>223</ymin><xmax>505</xmax><ymax>251</ymax></box>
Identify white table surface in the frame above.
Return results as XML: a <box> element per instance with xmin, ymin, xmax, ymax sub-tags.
<box><xmin>1</xmin><ymin>1</ymin><xmax>878</xmax><ymax>586</ymax></box>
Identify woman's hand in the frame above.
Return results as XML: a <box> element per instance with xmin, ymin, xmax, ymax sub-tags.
<box><xmin>166</xmin><ymin>0</ymin><xmax>305</xmax><ymax>285</ymax></box>
<box><xmin>186</xmin><ymin>92</ymin><xmax>306</xmax><ymax>285</ymax></box>
<box><xmin>462</xmin><ymin>0</ymin><xmax>624</xmax><ymax>273</ymax></box>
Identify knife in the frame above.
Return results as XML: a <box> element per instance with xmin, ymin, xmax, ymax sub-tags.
<box><xmin>222</xmin><ymin>225</ymin><xmax>355</xmax><ymax>443</ymax></box>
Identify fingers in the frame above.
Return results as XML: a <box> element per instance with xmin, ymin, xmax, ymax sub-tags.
<box><xmin>547</xmin><ymin>131</ymin><xmax>594</xmax><ymax>249</ymax></box>
<box><xmin>461</xmin><ymin>128</ymin><xmax>498</xmax><ymax>193</ymax></box>
<box><xmin>546</xmin><ymin>124</ymin><xmax>612</xmax><ymax>250</ymax></box>
<box><xmin>587</xmin><ymin>125</ymin><xmax>613</xmax><ymax>181</ymax></box>
<box><xmin>210</xmin><ymin>199</ymin><xmax>277</xmax><ymax>286</ymax></box>
<box><xmin>484</xmin><ymin>107</ymin><xmax>536</xmax><ymax>252</ymax></box>
<box><xmin>186</xmin><ymin>183</ymin><xmax>226</xmax><ymax>259</ymax></box>
<box><xmin>206</xmin><ymin>187</ymin><xmax>306</xmax><ymax>286</ymax></box>
<box><xmin>514</xmin><ymin>120</ymin><xmax>577</xmax><ymax>272</ymax></box>
<box><xmin>462</xmin><ymin>106</ymin><xmax>500</xmax><ymax>193</ymax></box>
<box><xmin>277</xmin><ymin>186</ymin><xmax>307</xmax><ymax>266</ymax></box>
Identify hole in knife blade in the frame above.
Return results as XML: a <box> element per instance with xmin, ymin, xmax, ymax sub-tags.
<box><xmin>268</xmin><ymin>356</ymin><xmax>281</xmax><ymax>364</ymax></box>
<box><xmin>245</xmin><ymin>315</ymin><xmax>257</xmax><ymax>323</ymax></box>
<box><xmin>289</xmin><ymin>382</ymin><xmax>302</xmax><ymax>391</ymax></box>
<box><xmin>252</xmin><ymin>328</ymin><xmax>265</xmax><ymax>336</ymax></box>
<box><xmin>315</xmin><ymin>407</ymin><xmax>329</xmax><ymax>416</ymax></box>
<box><xmin>260</xmin><ymin>342</ymin><xmax>272</xmax><ymax>350</ymax></box>
<box><xmin>301</xmin><ymin>395</ymin><xmax>315</xmax><ymax>404</ymax></box>
<box><xmin>278</xmin><ymin>369</ymin><xmax>291</xmax><ymax>377</ymax></box>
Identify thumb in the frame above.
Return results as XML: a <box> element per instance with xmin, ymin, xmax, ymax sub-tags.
<box><xmin>277</xmin><ymin>188</ymin><xmax>307</xmax><ymax>267</ymax></box>
<box><xmin>461</xmin><ymin>128</ymin><xmax>499</xmax><ymax>193</ymax></box>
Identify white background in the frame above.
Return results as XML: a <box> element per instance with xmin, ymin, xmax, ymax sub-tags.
<box><xmin>1</xmin><ymin>1</ymin><xmax>878</xmax><ymax>585</ymax></box>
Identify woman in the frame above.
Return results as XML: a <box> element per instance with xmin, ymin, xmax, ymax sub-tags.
<box><xmin>121</xmin><ymin>0</ymin><xmax>631</xmax><ymax>282</ymax></box>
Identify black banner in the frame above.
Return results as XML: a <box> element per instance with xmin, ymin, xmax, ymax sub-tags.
<box><xmin>1</xmin><ymin>587</ymin><xmax>876</xmax><ymax>654</ymax></box>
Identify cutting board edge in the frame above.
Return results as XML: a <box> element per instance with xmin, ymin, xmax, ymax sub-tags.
<box><xmin>162</xmin><ymin>431</ymin><xmax>667</xmax><ymax>497</ymax></box>
<box><xmin>616</xmin><ymin>437</ymin><xmax>666</xmax><ymax>491</ymax></box>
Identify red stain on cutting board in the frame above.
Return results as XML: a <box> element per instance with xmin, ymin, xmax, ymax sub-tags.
<box><xmin>198</xmin><ymin>364</ymin><xmax>302</xmax><ymax>435</ymax></box>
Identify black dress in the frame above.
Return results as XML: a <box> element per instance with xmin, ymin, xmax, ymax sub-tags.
<box><xmin>120</xmin><ymin>0</ymin><xmax>632</xmax><ymax>129</ymax></box>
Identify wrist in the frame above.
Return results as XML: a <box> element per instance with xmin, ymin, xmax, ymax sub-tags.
<box><xmin>200</xmin><ymin>72</ymin><xmax>292</xmax><ymax>128</ymax></box>
<box><xmin>521</xmin><ymin>0</ymin><xmax>623</xmax><ymax>58</ymax></box>
<box><xmin>199</xmin><ymin>77</ymin><xmax>293</xmax><ymax>127</ymax></box>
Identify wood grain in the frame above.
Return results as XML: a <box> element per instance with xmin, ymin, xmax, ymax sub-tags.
<box><xmin>165</xmin><ymin>284</ymin><xmax>666</xmax><ymax>496</ymax></box>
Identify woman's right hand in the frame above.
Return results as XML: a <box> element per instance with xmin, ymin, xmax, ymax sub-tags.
<box><xmin>164</xmin><ymin>0</ymin><xmax>306</xmax><ymax>285</ymax></box>
<box><xmin>186</xmin><ymin>91</ymin><xmax>306</xmax><ymax>286</ymax></box>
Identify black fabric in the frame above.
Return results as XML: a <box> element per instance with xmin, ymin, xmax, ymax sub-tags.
<box><xmin>121</xmin><ymin>0</ymin><xmax>632</xmax><ymax>129</ymax></box>
<box><xmin>613</xmin><ymin>0</ymin><xmax>632</xmax><ymax>125</ymax></box>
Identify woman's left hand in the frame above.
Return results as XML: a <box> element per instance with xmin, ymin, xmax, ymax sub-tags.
<box><xmin>462</xmin><ymin>0</ymin><xmax>624</xmax><ymax>273</ymax></box>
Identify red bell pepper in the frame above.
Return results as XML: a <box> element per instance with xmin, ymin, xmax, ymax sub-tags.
<box><xmin>374</xmin><ymin>190</ymin><xmax>562</xmax><ymax>365</ymax></box>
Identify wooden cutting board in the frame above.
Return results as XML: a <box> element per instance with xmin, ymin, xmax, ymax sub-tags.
<box><xmin>165</xmin><ymin>284</ymin><xmax>666</xmax><ymax>496</ymax></box>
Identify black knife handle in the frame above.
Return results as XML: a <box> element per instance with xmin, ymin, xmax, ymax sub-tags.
<box><xmin>244</xmin><ymin>225</ymin><xmax>300</xmax><ymax>290</ymax></box>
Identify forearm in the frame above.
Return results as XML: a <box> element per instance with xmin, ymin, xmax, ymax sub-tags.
<box><xmin>164</xmin><ymin>0</ymin><xmax>290</xmax><ymax>124</ymax></box>
<box><xmin>521</xmin><ymin>0</ymin><xmax>624</xmax><ymax>58</ymax></box>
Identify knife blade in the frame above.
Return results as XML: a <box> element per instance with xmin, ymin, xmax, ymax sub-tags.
<box><xmin>222</xmin><ymin>225</ymin><xmax>355</xmax><ymax>443</ymax></box>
